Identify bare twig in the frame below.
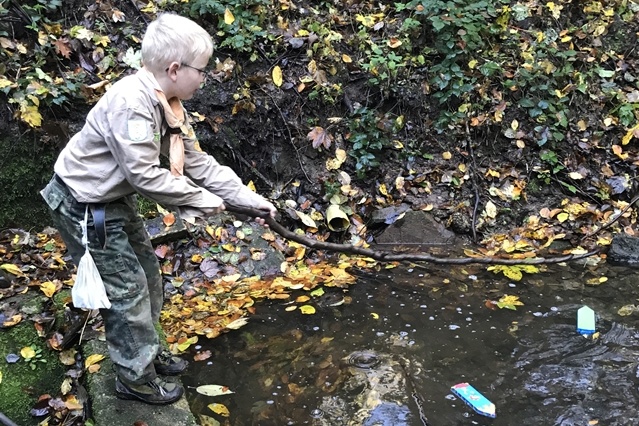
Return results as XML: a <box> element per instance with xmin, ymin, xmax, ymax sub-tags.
<box><xmin>580</xmin><ymin>192</ymin><xmax>639</xmax><ymax>241</ymax></box>
<box><xmin>226</xmin><ymin>205</ymin><xmax>600</xmax><ymax>265</ymax></box>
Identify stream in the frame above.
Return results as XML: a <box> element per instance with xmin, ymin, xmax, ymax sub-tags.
<box><xmin>181</xmin><ymin>258</ymin><xmax>639</xmax><ymax>425</ymax></box>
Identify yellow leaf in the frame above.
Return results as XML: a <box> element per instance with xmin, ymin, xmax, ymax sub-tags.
<box><xmin>379</xmin><ymin>184</ymin><xmax>388</xmax><ymax>196</ymax></box>
<box><xmin>224</xmin><ymin>8</ymin><xmax>235</xmax><ymax>25</ymax></box>
<box><xmin>468</xmin><ymin>59</ymin><xmax>478</xmax><ymax>69</ymax></box>
<box><xmin>556</xmin><ymin>212</ymin><xmax>569</xmax><ymax>222</ymax></box>
<box><xmin>497</xmin><ymin>294</ymin><xmax>524</xmax><ymax>310</ymax></box>
<box><xmin>371</xmin><ymin>312</ymin><xmax>379</xmax><ymax>320</ymax></box>
<box><xmin>21</xmin><ymin>346</ymin><xmax>36</xmax><ymax>360</ymax></box>
<box><xmin>247</xmin><ymin>180</ymin><xmax>256</xmax><ymax>191</ymax></box>
<box><xmin>300</xmin><ymin>305</ymin><xmax>316</xmax><ymax>314</ymax></box>
<box><xmin>225</xmin><ymin>318</ymin><xmax>249</xmax><ymax>330</ymax></box>
<box><xmin>622</xmin><ymin>124</ymin><xmax>639</xmax><ymax>145</ymax></box>
<box><xmin>209</xmin><ymin>403</ymin><xmax>230</xmax><ymax>417</ymax></box>
<box><xmin>586</xmin><ymin>276</ymin><xmax>608</xmax><ymax>286</ymax></box>
<box><xmin>64</xmin><ymin>396</ymin><xmax>83</xmax><ymax>410</ymax></box>
<box><xmin>20</xmin><ymin>104</ymin><xmax>42</xmax><ymax>127</ymax></box>
<box><xmin>342</xmin><ymin>54</ymin><xmax>352</xmax><ymax>63</ymax></box>
<box><xmin>442</xmin><ymin>151</ymin><xmax>452</xmax><ymax>160</ymax></box>
<box><xmin>1</xmin><ymin>263</ymin><xmax>25</xmax><ymax>277</ymax></box>
<box><xmin>502</xmin><ymin>266</ymin><xmax>523</xmax><ymax>281</ymax></box>
<box><xmin>484</xmin><ymin>200</ymin><xmax>497</xmax><ymax>219</ymax></box>
<box><xmin>40</xmin><ymin>281</ymin><xmax>57</xmax><ymax>298</ymax></box>
<box><xmin>272</xmin><ymin>65</ymin><xmax>283</xmax><ymax>87</ymax></box>
<box><xmin>0</xmin><ymin>77</ymin><xmax>14</xmax><ymax>89</ymax></box>
<box><xmin>295</xmin><ymin>211</ymin><xmax>317</xmax><ymax>228</ymax></box>
<box><xmin>84</xmin><ymin>354</ymin><xmax>105</xmax><ymax>369</ymax></box>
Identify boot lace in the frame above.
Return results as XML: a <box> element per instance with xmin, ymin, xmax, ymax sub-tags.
<box><xmin>148</xmin><ymin>378</ymin><xmax>168</xmax><ymax>396</ymax></box>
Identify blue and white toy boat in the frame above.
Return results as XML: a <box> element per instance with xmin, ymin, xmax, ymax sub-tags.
<box><xmin>451</xmin><ymin>382</ymin><xmax>496</xmax><ymax>418</ymax></box>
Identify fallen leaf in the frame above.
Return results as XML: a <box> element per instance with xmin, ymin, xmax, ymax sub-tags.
<box><xmin>84</xmin><ymin>353</ymin><xmax>105</xmax><ymax>369</ymax></box>
<box><xmin>20</xmin><ymin>346</ymin><xmax>36</xmax><ymax>360</ymax></box>
<box><xmin>209</xmin><ymin>403</ymin><xmax>230</xmax><ymax>417</ymax></box>
<box><xmin>272</xmin><ymin>65</ymin><xmax>283</xmax><ymax>87</ymax></box>
<box><xmin>224</xmin><ymin>8</ymin><xmax>235</xmax><ymax>25</ymax></box>
<box><xmin>307</xmin><ymin>126</ymin><xmax>333</xmax><ymax>149</ymax></box>
<box><xmin>300</xmin><ymin>305</ymin><xmax>316</xmax><ymax>314</ymax></box>
<box><xmin>197</xmin><ymin>384</ymin><xmax>235</xmax><ymax>396</ymax></box>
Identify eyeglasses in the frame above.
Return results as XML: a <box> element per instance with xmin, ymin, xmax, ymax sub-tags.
<box><xmin>181</xmin><ymin>63</ymin><xmax>209</xmax><ymax>76</ymax></box>
<box><xmin>165</xmin><ymin>63</ymin><xmax>210</xmax><ymax>87</ymax></box>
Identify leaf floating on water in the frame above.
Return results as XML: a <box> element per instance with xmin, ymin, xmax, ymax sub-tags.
<box><xmin>197</xmin><ymin>384</ymin><xmax>235</xmax><ymax>396</ymax></box>
<box><xmin>617</xmin><ymin>304</ymin><xmax>639</xmax><ymax>316</ymax></box>
<box><xmin>208</xmin><ymin>402</ymin><xmax>230</xmax><ymax>416</ymax></box>
<box><xmin>300</xmin><ymin>305</ymin><xmax>316</xmax><ymax>315</ymax></box>
<box><xmin>496</xmin><ymin>295</ymin><xmax>524</xmax><ymax>310</ymax></box>
<box><xmin>585</xmin><ymin>276</ymin><xmax>607</xmax><ymax>286</ymax></box>
<box><xmin>198</xmin><ymin>414</ymin><xmax>221</xmax><ymax>426</ymax></box>
<box><xmin>225</xmin><ymin>317</ymin><xmax>249</xmax><ymax>330</ymax></box>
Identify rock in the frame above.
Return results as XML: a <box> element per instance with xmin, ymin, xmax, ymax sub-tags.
<box><xmin>607</xmin><ymin>235</ymin><xmax>639</xmax><ymax>267</ymax></box>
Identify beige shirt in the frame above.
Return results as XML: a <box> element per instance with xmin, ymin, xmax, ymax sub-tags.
<box><xmin>54</xmin><ymin>69</ymin><xmax>265</xmax><ymax>212</ymax></box>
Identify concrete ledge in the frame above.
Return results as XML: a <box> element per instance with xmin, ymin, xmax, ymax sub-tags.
<box><xmin>82</xmin><ymin>339</ymin><xmax>196</xmax><ymax>426</ymax></box>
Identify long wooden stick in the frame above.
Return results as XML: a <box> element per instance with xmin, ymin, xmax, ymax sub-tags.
<box><xmin>225</xmin><ymin>205</ymin><xmax>600</xmax><ymax>265</ymax></box>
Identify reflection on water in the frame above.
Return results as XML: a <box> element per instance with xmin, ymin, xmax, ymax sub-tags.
<box><xmin>182</xmin><ymin>261</ymin><xmax>639</xmax><ymax>425</ymax></box>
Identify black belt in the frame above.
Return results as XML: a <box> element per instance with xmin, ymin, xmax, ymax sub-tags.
<box><xmin>54</xmin><ymin>174</ymin><xmax>107</xmax><ymax>249</ymax></box>
<box><xmin>53</xmin><ymin>173</ymin><xmax>66</xmax><ymax>187</ymax></box>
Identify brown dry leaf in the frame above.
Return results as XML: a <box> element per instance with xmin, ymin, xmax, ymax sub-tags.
<box><xmin>54</xmin><ymin>38</ymin><xmax>72</xmax><ymax>58</ymax></box>
<box><xmin>163</xmin><ymin>213</ymin><xmax>176</xmax><ymax>226</ymax></box>
<box><xmin>194</xmin><ymin>350</ymin><xmax>212</xmax><ymax>361</ymax></box>
<box><xmin>307</xmin><ymin>126</ymin><xmax>333</xmax><ymax>149</ymax></box>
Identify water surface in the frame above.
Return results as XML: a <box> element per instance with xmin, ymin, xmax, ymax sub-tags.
<box><xmin>183</xmin><ymin>260</ymin><xmax>639</xmax><ymax>425</ymax></box>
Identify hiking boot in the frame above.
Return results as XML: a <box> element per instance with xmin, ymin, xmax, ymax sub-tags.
<box><xmin>115</xmin><ymin>376</ymin><xmax>184</xmax><ymax>405</ymax></box>
<box><xmin>154</xmin><ymin>349</ymin><xmax>189</xmax><ymax>375</ymax></box>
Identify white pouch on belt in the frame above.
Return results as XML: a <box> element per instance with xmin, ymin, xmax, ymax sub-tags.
<box><xmin>72</xmin><ymin>205</ymin><xmax>112</xmax><ymax>309</ymax></box>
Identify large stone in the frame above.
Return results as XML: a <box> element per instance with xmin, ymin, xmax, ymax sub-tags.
<box><xmin>374</xmin><ymin>209</ymin><xmax>455</xmax><ymax>247</ymax></box>
<box><xmin>607</xmin><ymin>235</ymin><xmax>639</xmax><ymax>267</ymax></box>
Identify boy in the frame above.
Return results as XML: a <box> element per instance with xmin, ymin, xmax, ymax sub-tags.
<box><xmin>40</xmin><ymin>13</ymin><xmax>276</xmax><ymax>405</ymax></box>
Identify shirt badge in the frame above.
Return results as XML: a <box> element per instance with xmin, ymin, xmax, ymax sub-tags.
<box><xmin>128</xmin><ymin>120</ymin><xmax>148</xmax><ymax>141</ymax></box>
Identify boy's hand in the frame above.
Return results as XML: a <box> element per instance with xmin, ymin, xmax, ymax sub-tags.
<box><xmin>254</xmin><ymin>200</ymin><xmax>277</xmax><ymax>226</ymax></box>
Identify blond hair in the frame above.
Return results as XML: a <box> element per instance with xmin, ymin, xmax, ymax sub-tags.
<box><xmin>141</xmin><ymin>13</ymin><xmax>213</xmax><ymax>73</ymax></box>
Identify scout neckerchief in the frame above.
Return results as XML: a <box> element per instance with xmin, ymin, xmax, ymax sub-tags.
<box><xmin>154</xmin><ymin>89</ymin><xmax>187</xmax><ymax>177</ymax></box>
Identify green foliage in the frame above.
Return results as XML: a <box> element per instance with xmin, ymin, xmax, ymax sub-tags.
<box><xmin>346</xmin><ymin>107</ymin><xmax>403</xmax><ymax>177</ymax></box>
<box><xmin>361</xmin><ymin>43</ymin><xmax>405</xmax><ymax>89</ymax></box>
<box><xmin>183</xmin><ymin>0</ymin><xmax>270</xmax><ymax>53</ymax></box>
<box><xmin>23</xmin><ymin>345</ymin><xmax>48</xmax><ymax>370</ymax></box>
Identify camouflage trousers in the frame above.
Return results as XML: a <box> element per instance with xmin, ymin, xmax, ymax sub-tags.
<box><xmin>41</xmin><ymin>175</ymin><xmax>162</xmax><ymax>385</ymax></box>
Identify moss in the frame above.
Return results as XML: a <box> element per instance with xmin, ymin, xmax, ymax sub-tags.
<box><xmin>0</xmin><ymin>321</ymin><xmax>66</xmax><ymax>425</ymax></box>
<box><xmin>0</xmin><ymin>131</ymin><xmax>58</xmax><ymax>229</ymax></box>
